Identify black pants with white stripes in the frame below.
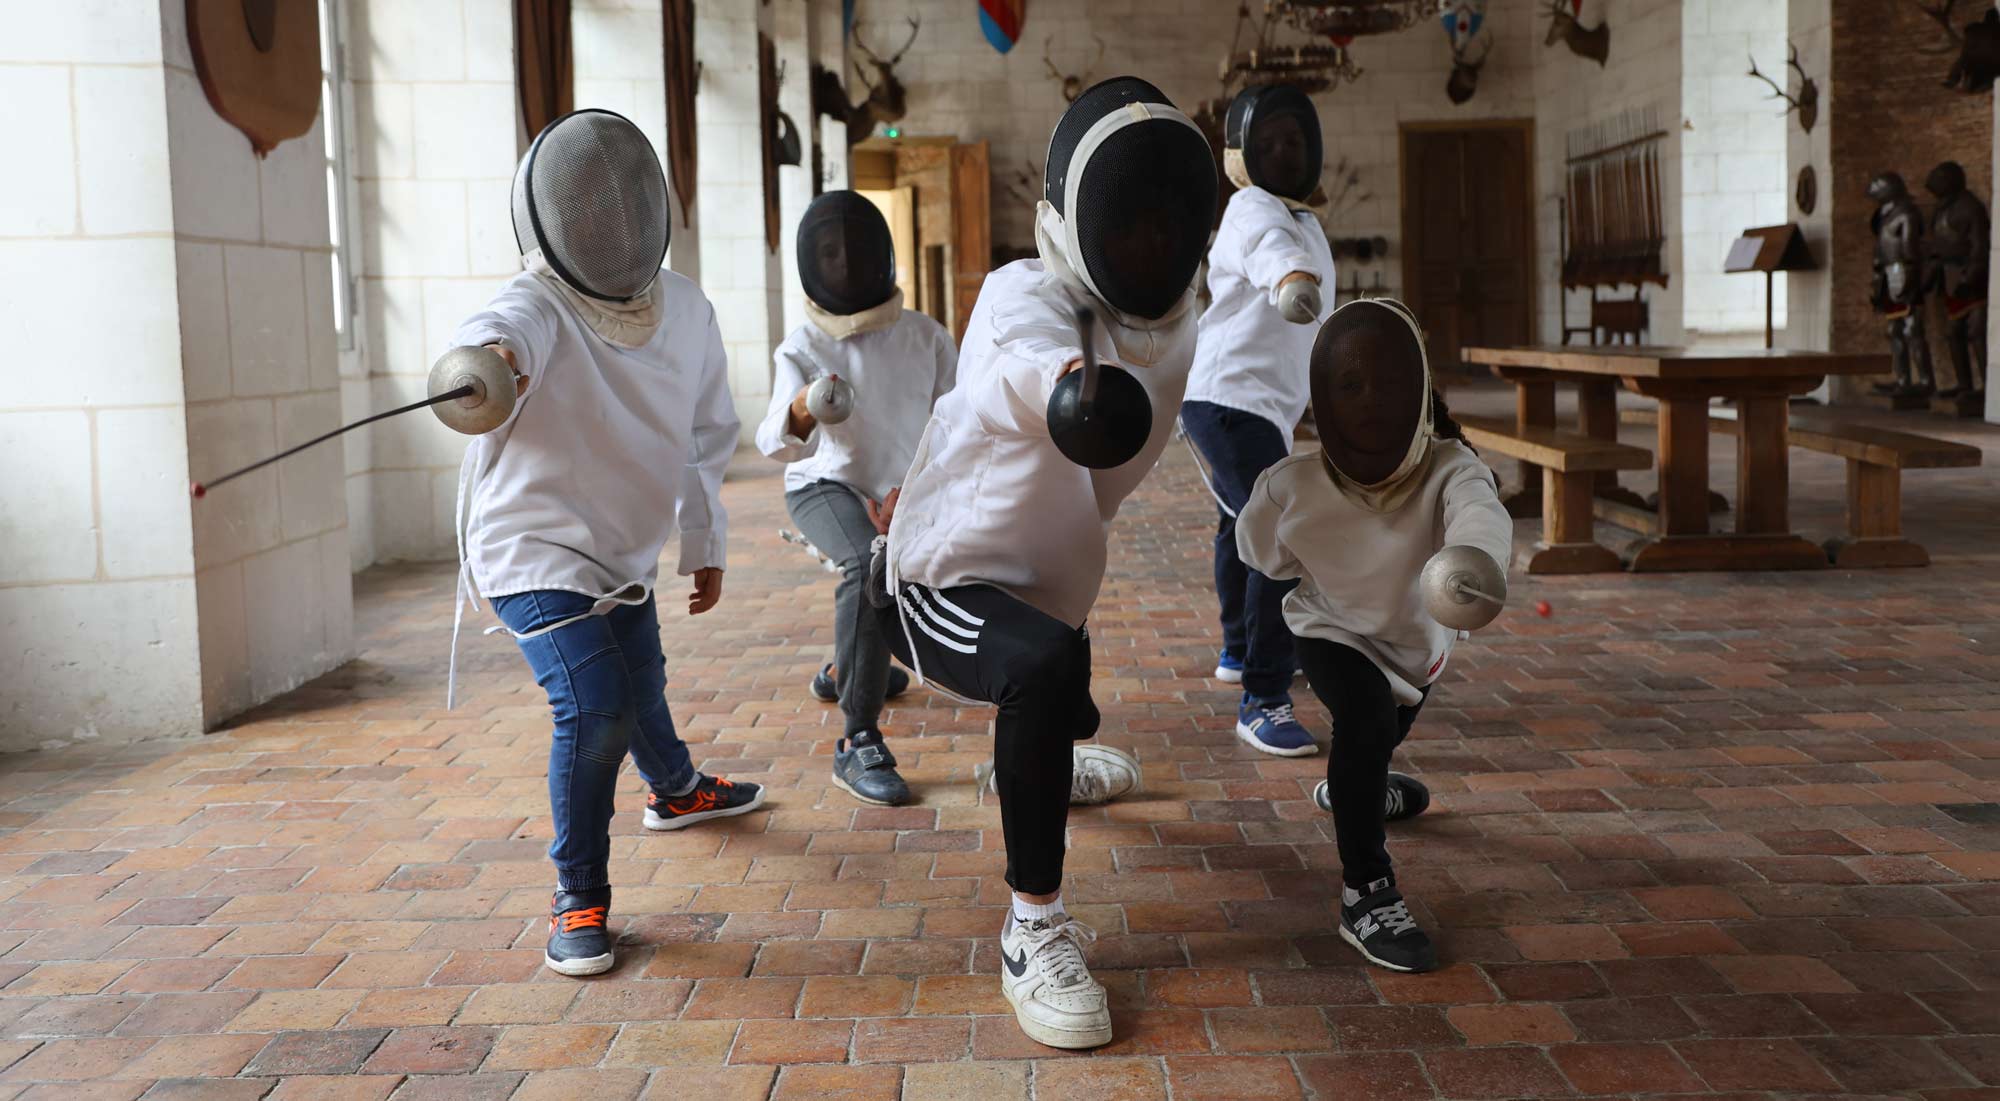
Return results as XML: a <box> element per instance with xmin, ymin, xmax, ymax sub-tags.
<box><xmin>877</xmin><ymin>582</ymin><xmax>1098</xmax><ymax>895</ymax></box>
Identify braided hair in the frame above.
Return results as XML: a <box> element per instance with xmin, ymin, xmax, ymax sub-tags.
<box><xmin>1431</xmin><ymin>388</ymin><xmax>1474</xmax><ymax>456</ymax></box>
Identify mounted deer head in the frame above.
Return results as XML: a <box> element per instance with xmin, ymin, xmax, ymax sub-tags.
<box><xmin>1923</xmin><ymin>1</ymin><xmax>2000</xmax><ymax>92</ymax></box>
<box><xmin>1543</xmin><ymin>0</ymin><xmax>1608</xmax><ymax>67</ymax></box>
<box><xmin>1446</xmin><ymin>35</ymin><xmax>1493</xmax><ymax>105</ymax></box>
<box><xmin>1747</xmin><ymin>42</ymin><xmax>1818</xmax><ymax>133</ymax></box>
<box><xmin>1041</xmin><ymin>35</ymin><xmax>1107</xmax><ymax>102</ymax></box>
<box><xmin>848</xmin><ymin>16</ymin><xmax>921</xmax><ymax>138</ymax></box>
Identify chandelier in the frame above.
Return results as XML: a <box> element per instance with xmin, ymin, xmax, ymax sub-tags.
<box><xmin>1267</xmin><ymin>0</ymin><xmax>1442</xmax><ymax>39</ymax></box>
<box><xmin>1221</xmin><ymin>43</ymin><xmax>1361</xmax><ymax>89</ymax></box>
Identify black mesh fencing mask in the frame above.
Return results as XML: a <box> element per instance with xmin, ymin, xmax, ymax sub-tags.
<box><xmin>1311</xmin><ymin>299</ymin><xmax>1433</xmax><ymax>491</ymax></box>
<box><xmin>512</xmin><ymin>109</ymin><xmax>671</xmax><ymax>302</ymax></box>
<box><xmin>1224</xmin><ymin>84</ymin><xmax>1323</xmax><ymax>201</ymax></box>
<box><xmin>797</xmin><ymin>190</ymin><xmax>897</xmax><ymax>315</ymax></box>
<box><xmin>1044</xmin><ymin>77</ymin><xmax>1219</xmax><ymax>321</ymax></box>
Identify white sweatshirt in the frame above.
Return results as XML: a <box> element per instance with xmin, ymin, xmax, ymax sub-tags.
<box><xmin>1235</xmin><ymin>442</ymin><xmax>1513</xmax><ymax>705</ymax></box>
<box><xmin>889</xmin><ymin>258</ymin><xmax>1198</xmax><ymax>629</ymax></box>
<box><xmin>753</xmin><ymin>310</ymin><xmax>959</xmax><ymax>501</ymax></box>
<box><xmin>451</xmin><ymin>269</ymin><xmax>737</xmax><ymax>603</ymax></box>
<box><xmin>1185</xmin><ymin>187</ymin><xmax>1336</xmax><ymax>437</ymax></box>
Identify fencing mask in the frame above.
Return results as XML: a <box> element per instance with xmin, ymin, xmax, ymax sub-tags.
<box><xmin>512</xmin><ymin>110</ymin><xmax>670</xmax><ymax>302</ymax></box>
<box><xmin>797</xmin><ymin>190</ymin><xmax>897</xmax><ymax>316</ymax></box>
<box><xmin>1311</xmin><ymin>298</ymin><xmax>1435</xmax><ymax>512</ymax></box>
<box><xmin>1042</xmin><ymin>77</ymin><xmax>1219</xmax><ymax>321</ymax></box>
<box><xmin>1224</xmin><ymin>84</ymin><xmax>1323</xmax><ymax>202</ymax></box>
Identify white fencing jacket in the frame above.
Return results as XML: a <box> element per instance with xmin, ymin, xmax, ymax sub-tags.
<box><xmin>754</xmin><ymin>309</ymin><xmax>959</xmax><ymax>501</ymax></box>
<box><xmin>450</xmin><ymin>268</ymin><xmax>736</xmax><ymax>618</ymax></box>
<box><xmin>1185</xmin><ymin>187</ymin><xmax>1336</xmax><ymax>436</ymax></box>
<box><xmin>1235</xmin><ymin>442</ymin><xmax>1512</xmax><ymax>705</ymax></box>
<box><xmin>888</xmin><ymin>251</ymin><xmax>1198</xmax><ymax>631</ymax></box>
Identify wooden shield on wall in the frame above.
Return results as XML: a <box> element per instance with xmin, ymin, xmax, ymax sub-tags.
<box><xmin>187</xmin><ymin>0</ymin><xmax>322</xmax><ymax>157</ymax></box>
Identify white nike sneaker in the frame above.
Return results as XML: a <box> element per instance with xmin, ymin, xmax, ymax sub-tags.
<box><xmin>998</xmin><ymin>911</ymin><xmax>1111</xmax><ymax>1049</ymax></box>
<box><xmin>978</xmin><ymin>744</ymin><xmax>1141</xmax><ymax>806</ymax></box>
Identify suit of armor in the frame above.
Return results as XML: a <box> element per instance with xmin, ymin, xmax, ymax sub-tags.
<box><xmin>1869</xmin><ymin>173</ymin><xmax>1936</xmax><ymax>396</ymax></box>
<box><xmin>1925</xmin><ymin>161</ymin><xmax>1988</xmax><ymax>397</ymax></box>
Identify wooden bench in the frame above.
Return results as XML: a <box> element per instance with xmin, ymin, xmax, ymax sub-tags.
<box><xmin>1457</xmin><ymin>414</ymin><xmax>1653</xmax><ymax>574</ymax></box>
<box><xmin>1705</xmin><ymin>409</ymin><xmax>1983</xmax><ymax>567</ymax></box>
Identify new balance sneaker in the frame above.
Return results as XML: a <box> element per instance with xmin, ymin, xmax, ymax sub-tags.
<box><xmin>810</xmin><ymin>663</ymin><xmax>912</xmax><ymax>703</ymax></box>
<box><xmin>998</xmin><ymin>911</ymin><xmax>1111</xmax><ymax>1049</ymax></box>
<box><xmin>643</xmin><ymin>775</ymin><xmax>767</xmax><ymax>831</ymax></box>
<box><xmin>545</xmin><ymin>887</ymin><xmax>614</xmax><ymax>977</ymax></box>
<box><xmin>832</xmin><ymin>730</ymin><xmax>911</xmax><ymax>806</ymax></box>
<box><xmin>1236</xmin><ymin>696</ymin><xmax>1317</xmax><ymax>757</ymax></box>
<box><xmin>1339</xmin><ymin>878</ymin><xmax>1437</xmax><ymax>973</ymax></box>
<box><xmin>1214</xmin><ymin>649</ymin><xmax>1245</xmax><ymax>683</ymax></box>
<box><xmin>1312</xmin><ymin>772</ymin><xmax>1431</xmax><ymax>821</ymax></box>
<box><xmin>980</xmin><ymin>744</ymin><xmax>1141</xmax><ymax>806</ymax></box>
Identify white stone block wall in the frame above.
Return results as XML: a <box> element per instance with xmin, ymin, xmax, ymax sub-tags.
<box><xmin>0</xmin><ymin>0</ymin><xmax>353</xmax><ymax>749</ymax></box>
<box><xmin>1782</xmin><ymin>0</ymin><xmax>1833</xmax><ymax>367</ymax></box>
<box><xmin>160</xmin><ymin>2</ymin><xmax>354</xmax><ymax>724</ymax></box>
<box><xmin>1681</xmin><ymin>0</ymin><xmax>1789</xmax><ymax>341</ymax></box>
<box><xmin>346</xmin><ymin>0</ymin><xmax>521</xmax><ymax>563</ymax></box>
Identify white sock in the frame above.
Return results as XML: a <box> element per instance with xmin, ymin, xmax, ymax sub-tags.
<box><xmin>1342</xmin><ymin>886</ymin><xmax>1363</xmax><ymax>906</ymax></box>
<box><xmin>1012</xmin><ymin>894</ymin><xmax>1065</xmax><ymax>923</ymax></box>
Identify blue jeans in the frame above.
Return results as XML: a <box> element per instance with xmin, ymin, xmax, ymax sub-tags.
<box><xmin>491</xmin><ymin>590</ymin><xmax>697</xmax><ymax>892</ymax></box>
<box><xmin>1180</xmin><ymin>400</ymin><xmax>1299</xmax><ymax>700</ymax></box>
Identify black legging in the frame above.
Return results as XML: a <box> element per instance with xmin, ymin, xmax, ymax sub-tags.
<box><xmin>1295</xmin><ymin>635</ymin><xmax>1429</xmax><ymax>890</ymax></box>
<box><xmin>875</xmin><ymin>581</ymin><xmax>1098</xmax><ymax>895</ymax></box>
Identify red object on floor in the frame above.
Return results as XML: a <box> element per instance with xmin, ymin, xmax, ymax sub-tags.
<box><xmin>1536</xmin><ymin>600</ymin><xmax>1552</xmax><ymax>617</ymax></box>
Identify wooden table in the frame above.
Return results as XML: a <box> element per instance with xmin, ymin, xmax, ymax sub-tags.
<box><xmin>1461</xmin><ymin>345</ymin><xmax>1887</xmax><ymax>571</ymax></box>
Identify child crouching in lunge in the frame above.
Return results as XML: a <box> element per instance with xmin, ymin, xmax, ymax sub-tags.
<box><xmin>1235</xmin><ymin>298</ymin><xmax>1511</xmax><ymax>973</ymax></box>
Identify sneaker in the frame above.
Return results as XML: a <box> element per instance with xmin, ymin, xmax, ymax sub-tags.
<box><xmin>1236</xmin><ymin>696</ymin><xmax>1317</xmax><ymax>757</ymax></box>
<box><xmin>810</xmin><ymin>663</ymin><xmax>912</xmax><ymax>703</ymax></box>
<box><xmin>998</xmin><ymin>911</ymin><xmax>1111</xmax><ymax>1049</ymax></box>
<box><xmin>980</xmin><ymin>744</ymin><xmax>1141</xmax><ymax>806</ymax></box>
<box><xmin>1339</xmin><ymin>878</ymin><xmax>1437</xmax><ymax>973</ymax></box>
<box><xmin>832</xmin><ymin>730</ymin><xmax>911</xmax><ymax>806</ymax></box>
<box><xmin>545</xmin><ymin>887</ymin><xmax>614</xmax><ymax>977</ymax></box>
<box><xmin>1214</xmin><ymin>649</ymin><xmax>1245</xmax><ymax>683</ymax></box>
<box><xmin>1312</xmin><ymin>772</ymin><xmax>1430</xmax><ymax>821</ymax></box>
<box><xmin>643</xmin><ymin>775</ymin><xmax>767</xmax><ymax>831</ymax></box>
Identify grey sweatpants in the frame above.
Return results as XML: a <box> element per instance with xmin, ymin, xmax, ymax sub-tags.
<box><xmin>785</xmin><ymin>479</ymin><xmax>893</xmax><ymax>734</ymax></box>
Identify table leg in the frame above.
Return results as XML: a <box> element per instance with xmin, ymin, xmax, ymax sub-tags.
<box><xmin>1502</xmin><ymin>378</ymin><xmax>1555</xmax><ymax>519</ymax></box>
<box><xmin>1655</xmin><ymin>395</ymin><xmax>1711</xmax><ymax>537</ymax></box>
<box><xmin>1734</xmin><ymin>395</ymin><xmax>1790</xmax><ymax>534</ymax></box>
<box><xmin>1577</xmin><ymin>379</ymin><xmax>1646</xmax><ymax>508</ymax></box>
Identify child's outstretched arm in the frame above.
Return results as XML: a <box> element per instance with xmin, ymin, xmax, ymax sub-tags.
<box><xmin>1235</xmin><ymin>466</ymin><xmax>1305</xmax><ymax>582</ymax></box>
<box><xmin>1439</xmin><ymin>462</ymin><xmax>1513</xmax><ymax>574</ymax></box>
<box><xmin>677</xmin><ymin>309</ymin><xmax>739</xmax><ymax>599</ymax></box>
<box><xmin>753</xmin><ymin>342</ymin><xmax>820</xmax><ymax>462</ymax></box>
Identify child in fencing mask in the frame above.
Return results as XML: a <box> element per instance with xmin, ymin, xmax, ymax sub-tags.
<box><xmin>1234</xmin><ymin>298</ymin><xmax>1513</xmax><ymax>974</ymax></box>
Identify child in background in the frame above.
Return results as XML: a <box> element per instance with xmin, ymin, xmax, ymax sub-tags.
<box><xmin>1235</xmin><ymin>298</ymin><xmax>1511</xmax><ymax>973</ymax></box>
<box><xmin>757</xmin><ymin>190</ymin><xmax>957</xmax><ymax>806</ymax></box>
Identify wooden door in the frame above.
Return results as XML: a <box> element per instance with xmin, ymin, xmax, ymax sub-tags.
<box><xmin>950</xmin><ymin>141</ymin><xmax>991</xmax><ymax>343</ymax></box>
<box><xmin>858</xmin><ymin>186</ymin><xmax>919</xmax><ymax>312</ymax></box>
<box><xmin>1400</xmin><ymin>122</ymin><xmax>1534</xmax><ymax>370</ymax></box>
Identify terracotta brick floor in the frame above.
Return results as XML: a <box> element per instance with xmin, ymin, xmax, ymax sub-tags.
<box><xmin>0</xmin><ymin>385</ymin><xmax>1996</xmax><ymax>1099</ymax></box>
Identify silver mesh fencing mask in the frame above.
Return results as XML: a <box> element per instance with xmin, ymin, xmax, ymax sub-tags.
<box><xmin>1224</xmin><ymin>84</ymin><xmax>1323</xmax><ymax>202</ymax></box>
<box><xmin>1044</xmin><ymin>77</ymin><xmax>1218</xmax><ymax>321</ymax></box>
<box><xmin>796</xmin><ymin>191</ymin><xmax>897</xmax><ymax>315</ymax></box>
<box><xmin>512</xmin><ymin>110</ymin><xmax>670</xmax><ymax>302</ymax></box>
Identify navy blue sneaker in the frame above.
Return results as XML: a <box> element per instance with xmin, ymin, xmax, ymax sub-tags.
<box><xmin>1236</xmin><ymin>695</ymin><xmax>1316</xmax><ymax>757</ymax></box>
<box><xmin>1313</xmin><ymin>773</ymin><xmax>1430</xmax><ymax>821</ymax></box>
<box><xmin>546</xmin><ymin>887</ymin><xmax>614</xmax><ymax>977</ymax></box>
<box><xmin>1213</xmin><ymin>649</ymin><xmax>1244</xmax><ymax>683</ymax></box>
<box><xmin>810</xmin><ymin>663</ymin><xmax>911</xmax><ymax>703</ymax></box>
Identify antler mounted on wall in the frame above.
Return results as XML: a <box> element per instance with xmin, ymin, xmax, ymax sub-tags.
<box><xmin>1746</xmin><ymin>42</ymin><xmax>1818</xmax><ymax>133</ymax></box>
<box><xmin>836</xmin><ymin>15</ymin><xmax>921</xmax><ymax>144</ymax></box>
<box><xmin>1041</xmin><ymin>35</ymin><xmax>1106</xmax><ymax>102</ymax></box>
<box><xmin>1543</xmin><ymin>0</ymin><xmax>1608</xmax><ymax>67</ymax></box>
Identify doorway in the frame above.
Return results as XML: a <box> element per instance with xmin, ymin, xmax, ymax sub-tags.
<box><xmin>1399</xmin><ymin>121</ymin><xmax>1536</xmax><ymax>370</ymax></box>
